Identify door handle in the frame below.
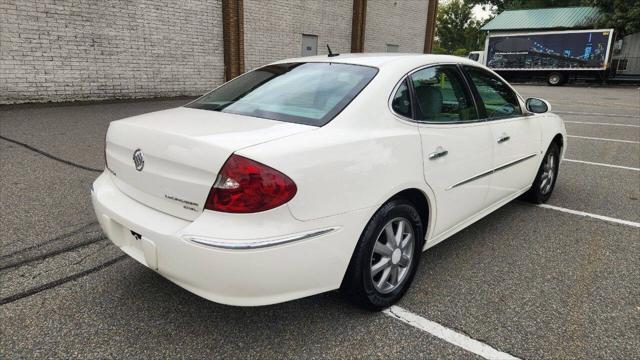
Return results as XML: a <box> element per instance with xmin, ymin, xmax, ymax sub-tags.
<box><xmin>428</xmin><ymin>147</ymin><xmax>448</xmax><ymax>160</ymax></box>
<box><xmin>497</xmin><ymin>135</ymin><xmax>511</xmax><ymax>143</ymax></box>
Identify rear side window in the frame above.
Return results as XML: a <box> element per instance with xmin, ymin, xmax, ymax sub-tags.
<box><xmin>463</xmin><ymin>66</ymin><xmax>522</xmax><ymax>119</ymax></box>
<box><xmin>410</xmin><ymin>65</ymin><xmax>478</xmax><ymax>122</ymax></box>
<box><xmin>391</xmin><ymin>79</ymin><xmax>412</xmax><ymax>118</ymax></box>
<box><xmin>186</xmin><ymin>62</ymin><xmax>378</xmax><ymax>126</ymax></box>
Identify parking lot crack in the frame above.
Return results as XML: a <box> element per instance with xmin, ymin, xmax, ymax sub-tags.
<box><xmin>70</xmin><ymin>242</ymin><xmax>111</xmax><ymax>266</ymax></box>
<box><xmin>0</xmin><ymin>235</ymin><xmax>107</xmax><ymax>271</ymax></box>
<box><xmin>0</xmin><ymin>134</ymin><xmax>102</xmax><ymax>173</ymax></box>
<box><xmin>0</xmin><ymin>221</ymin><xmax>99</xmax><ymax>260</ymax></box>
<box><xmin>0</xmin><ymin>255</ymin><xmax>127</xmax><ymax>306</ymax></box>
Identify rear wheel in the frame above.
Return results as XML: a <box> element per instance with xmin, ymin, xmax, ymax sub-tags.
<box><xmin>341</xmin><ymin>199</ymin><xmax>424</xmax><ymax>311</ymax></box>
<box><xmin>547</xmin><ymin>72</ymin><xmax>564</xmax><ymax>86</ymax></box>
<box><xmin>523</xmin><ymin>142</ymin><xmax>560</xmax><ymax>204</ymax></box>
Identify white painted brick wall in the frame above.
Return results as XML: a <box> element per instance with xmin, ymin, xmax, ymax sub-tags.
<box><xmin>364</xmin><ymin>0</ymin><xmax>429</xmax><ymax>53</ymax></box>
<box><xmin>243</xmin><ymin>0</ymin><xmax>353</xmax><ymax>71</ymax></box>
<box><xmin>0</xmin><ymin>0</ymin><xmax>224</xmax><ymax>104</ymax></box>
<box><xmin>1</xmin><ymin>0</ymin><xmax>433</xmax><ymax>104</ymax></box>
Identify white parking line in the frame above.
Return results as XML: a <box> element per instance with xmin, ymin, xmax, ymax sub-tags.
<box><xmin>565</xmin><ymin>121</ymin><xmax>640</xmax><ymax>128</ymax></box>
<box><xmin>555</xmin><ymin>110</ymin><xmax>640</xmax><ymax>119</ymax></box>
<box><xmin>538</xmin><ymin>204</ymin><xmax>640</xmax><ymax>228</ymax></box>
<box><xmin>384</xmin><ymin>306</ymin><xmax>520</xmax><ymax>360</ymax></box>
<box><xmin>563</xmin><ymin>159</ymin><xmax>640</xmax><ymax>171</ymax></box>
<box><xmin>567</xmin><ymin>135</ymin><xmax>640</xmax><ymax>144</ymax></box>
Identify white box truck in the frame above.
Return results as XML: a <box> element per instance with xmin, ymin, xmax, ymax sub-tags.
<box><xmin>469</xmin><ymin>29</ymin><xmax>614</xmax><ymax>86</ymax></box>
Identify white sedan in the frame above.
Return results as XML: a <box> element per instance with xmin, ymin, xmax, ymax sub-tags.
<box><xmin>92</xmin><ymin>54</ymin><xmax>566</xmax><ymax>310</ymax></box>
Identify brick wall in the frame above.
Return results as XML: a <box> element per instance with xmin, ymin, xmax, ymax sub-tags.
<box><xmin>243</xmin><ymin>0</ymin><xmax>353</xmax><ymax>71</ymax></box>
<box><xmin>1</xmin><ymin>0</ymin><xmax>434</xmax><ymax>104</ymax></box>
<box><xmin>0</xmin><ymin>0</ymin><xmax>224</xmax><ymax>104</ymax></box>
<box><xmin>364</xmin><ymin>0</ymin><xmax>429</xmax><ymax>53</ymax></box>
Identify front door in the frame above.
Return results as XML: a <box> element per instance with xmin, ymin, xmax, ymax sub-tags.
<box><xmin>408</xmin><ymin>65</ymin><xmax>494</xmax><ymax>237</ymax></box>
<box><xmin>462</xmin><ymin>66</ymin><xmax>542</xmax><ymax>204</ymax></box>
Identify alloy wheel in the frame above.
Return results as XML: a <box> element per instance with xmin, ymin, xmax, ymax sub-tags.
<box><xmin>370</xmin><ymin>217</ymin><xmax>415</xmax><ymax>294</ymax></box>
<box><xmin>540</xmin><ymin>152</ymin><xmax>555</xmax><ymax>195</ymax></box>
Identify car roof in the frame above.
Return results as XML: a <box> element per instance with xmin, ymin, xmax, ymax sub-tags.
<box><xmin>270</xmin><ymin>53</ymin><xmax>481</xmax><ymax>69</ymax></box>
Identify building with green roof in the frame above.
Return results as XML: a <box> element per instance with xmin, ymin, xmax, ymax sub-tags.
<box><xmin>481</xmin><ymin>7</ymin><xmax>601</xmax><ymax>32</ymax></box>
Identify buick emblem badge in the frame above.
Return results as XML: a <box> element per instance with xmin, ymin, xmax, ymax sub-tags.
<box><xmin>133</xmin><ymin>149</ymin><xmax>145</xmax><ymax>171</ymax></box>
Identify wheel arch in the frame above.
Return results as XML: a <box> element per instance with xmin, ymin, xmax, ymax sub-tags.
<box><xmin>551</xmin><ymin>133</ymin><xmax>564</xmax><ymax>149</ymax></box>
<box><xmin>550</xmin><ymin>132</ymin><xmax>565</xmax><ymax>159</ymax></box>
<box><xmin>538</xmin><ymin>112</ymin><xmax>567</xmax><ymax>162</ymax></box>
<box><xmin>387</xmin><ymin>188</ymin><xmax>433</xmax><ymax>242</ymax></box>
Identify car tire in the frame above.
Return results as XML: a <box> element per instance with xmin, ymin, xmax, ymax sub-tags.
<box><xmin>341</xmin><ymin>199</ymin><xmax>424</xmax><ymax>311</ymax></box>
<box><xmin>522</xmin><ymin>142</ymin><xmax>561</xmax><ymax>204</ymax></box>
<box><xmin>547</xmin><ymin>72</ymin><xmax>564</xmax><ymax>86</ymax></box>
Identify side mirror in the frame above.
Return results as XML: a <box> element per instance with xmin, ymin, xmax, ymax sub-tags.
<box><xmin>525</xmin><ymin>98</ymin><xmax>551</xmax><ymax>114</ymax></box>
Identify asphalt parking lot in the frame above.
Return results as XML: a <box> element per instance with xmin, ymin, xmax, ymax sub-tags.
<box><xmin>1</xmin><ymin>85</ymin><xmax>639</xmax><ymax>359</ymax></box>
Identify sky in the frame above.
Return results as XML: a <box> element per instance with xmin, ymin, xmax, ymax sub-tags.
<box><xmin>438</xmin><ymin>0</ymin><xmax>495</xmax><ymax>21</ymax></box>
<box><xmin>471</xmin><ymin>4</ymin><xmax>494</xmax><ymax>21</ymax></box>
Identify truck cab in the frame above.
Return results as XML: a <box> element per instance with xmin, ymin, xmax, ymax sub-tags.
<box><xmin>468</xmin><ymin>51</ymin><xmax>485</xmax><ymax>64</ymax></box>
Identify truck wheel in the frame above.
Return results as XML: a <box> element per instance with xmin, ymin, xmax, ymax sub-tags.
<box><xmin>547</xmin><ymin>72</ymin><xmax>564</xmax><ymax>86</ymax></box>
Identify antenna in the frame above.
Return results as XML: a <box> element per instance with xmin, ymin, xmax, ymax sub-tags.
<box><xmin>327</xmin><ymin>44</ymin><xmax>339</xmax><ymax>57</ymax></box>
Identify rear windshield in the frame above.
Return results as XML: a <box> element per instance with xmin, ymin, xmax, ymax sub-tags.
<box><xmin>186</xmin><ymin>62</ymin><xmax>378</xmax><ymax>126</ymax></box>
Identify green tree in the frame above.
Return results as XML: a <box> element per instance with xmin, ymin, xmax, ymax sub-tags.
<box><xmin>464</xmin><ymin>18</ymin><xmax>489</xmax><ymax>51</ymax></box>
<box><xmin>452</xmin><ymin>48</ymin><xmax>470</xmax><ymax>56</ymax></box>
<box><xmin>432</xmin><ymin>43</ymin><xmax>448</xmax><ymax>54</ymax></box>
<box><xmin>587</xmin><ymin>0</ymin><xmax>640</xmax><ymax>36</ymax></box>
<box><xmin>435</xmin><ymin>0</ymin><xmax>488</xmax><ymax>54</ymax></box>
<box><xmin>464</xmin><ymin>0</ymin><xmax>583</xmax><ymax>13</ymax></box>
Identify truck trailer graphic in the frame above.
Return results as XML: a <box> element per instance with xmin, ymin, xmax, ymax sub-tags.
<box><xmin>486</xmin><ymin>30</ymin><xmax>613</xmax><ymax>70</ymax></box>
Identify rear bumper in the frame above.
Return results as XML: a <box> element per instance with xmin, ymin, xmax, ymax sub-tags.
<box><xmin>91</xmin><ymin>172</ymin><xmax>370</xmax><ymax>306</ymax></box>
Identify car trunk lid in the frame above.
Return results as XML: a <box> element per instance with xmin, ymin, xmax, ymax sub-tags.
<box><xmin>105</xmin><ymin>107</ymin><xmax>314</xmax><ymax>221</ymax></box>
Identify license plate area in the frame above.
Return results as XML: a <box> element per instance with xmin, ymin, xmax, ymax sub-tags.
<box><xmin>130</xmin><ymin>230</ymin><xmax>143</xmax><ymax>241</ymax></box>
<box><xmin>104</xmin><ymin>218</ymin><xmax>158</xmax><ymax>271</ymax></box>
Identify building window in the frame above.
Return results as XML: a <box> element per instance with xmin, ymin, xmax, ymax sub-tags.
<box><xmin>617</xmin><ymin>59</ymin><xmax>628</xmax><ymax>71</ymax></box>
<box><xmin>386</xmin><ymin>44</ymin><xmax>399</xmax><ymax>53</ymax></box>
<box><xmin>301</xmin><ymin>34</ymin><xmax>318</xmax><ymax>56</ymax></box>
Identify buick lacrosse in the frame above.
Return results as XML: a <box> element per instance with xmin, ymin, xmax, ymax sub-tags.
<box><xmin>92</xmin><ymin>54</ymin><xmax>566</xmax><ymax>310</ymax></box>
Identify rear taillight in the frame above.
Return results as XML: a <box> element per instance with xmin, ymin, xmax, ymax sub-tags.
<box><xmin>204</xmin><ymin>154</ymin><xmax>297</xmax><ymax>213</ymax></box>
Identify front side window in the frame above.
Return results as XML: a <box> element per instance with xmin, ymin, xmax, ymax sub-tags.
<box><xmin>464</xmin><ymin>66</ymin><xmax>522</xmax><ymax>119</ymax></box>
<box><xmin>391</xmin><ymin>79</ymin><xmax>412</xmax><ymax>118</ymax></box>
<box><xmin>187</xmin><ymin>62</ymin><xmax>378</xmax><ymax>126</ymax></box>
<box><xmin>410</xmin><ymin>65</ymin><xmax>478</xmax><ymax>122</ymax></box>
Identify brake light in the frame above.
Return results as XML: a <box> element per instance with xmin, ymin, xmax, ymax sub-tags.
<box><xmin>205</xmin><ymin>154</ymin><xmax>297</xmax><ymax>213</ymax></box>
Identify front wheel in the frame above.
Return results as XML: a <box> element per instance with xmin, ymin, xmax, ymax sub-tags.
<box><xmin>341</xmin><ymin>199</ymin><xmax>424</xmax><ymax>311</ymax></box>
<box><xmin>523</xmin><ymin>142</ymin><xmax>560</xmax><ymax>204</ymax></box>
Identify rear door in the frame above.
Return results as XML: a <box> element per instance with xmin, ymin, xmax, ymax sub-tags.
<box><xmin>406</xmin><ymin>65</ymin><xmax>494</xmax><ymax>237</ymax></box>
<box><xmin>462</xmin><ymin>66</ymin><xmax>542</xmax><ymax>205</ymax></box>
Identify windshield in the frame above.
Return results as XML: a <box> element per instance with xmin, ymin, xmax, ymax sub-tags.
<box><xmin>186</xmin><ymin>62</ymin><xmax>378</xmax><ymax>126</ymax></box>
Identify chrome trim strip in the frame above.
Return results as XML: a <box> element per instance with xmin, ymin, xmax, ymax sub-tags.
<box><xmin>446</xmin><ymin>153</ymin><xmax>537</xmax><ymax>190</ymax></box>
<box><xmin>184</xmin><ymin>227</ymin><xmax>339</xmax><ymax>250</ymax></box>
<box><xmin>493</xmin><ymin>153</ymin><xmax>537</xmax><ymax>173</ymax></box>
<box><xmin>446</xmin><ymin>168</ymin><xmax>494</xmax><ymax>190</ymax></box>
